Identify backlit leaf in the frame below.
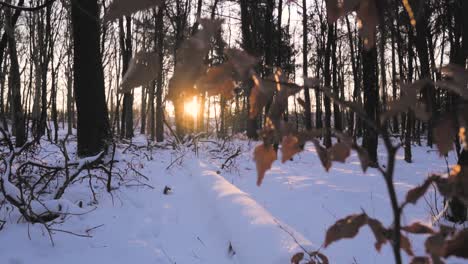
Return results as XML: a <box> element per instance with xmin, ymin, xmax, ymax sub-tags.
<box><xmin>253</xmin><ymin>144</ymin><xmax>277</xmax><ymax>186</ymax></box>
<box><xmin>168</xmin><ymin>19</ymin><xmax>223</xmax><ymax>101</ymax></box>
<box><xmin>120</xmin><ymin>52</ymin><xmax>159</xmax><ymax>93</ymax></box>
<box><xmin>281</xmin><ymin>135</ymin><xmax>303</xmax><ymax>163</ymax></box>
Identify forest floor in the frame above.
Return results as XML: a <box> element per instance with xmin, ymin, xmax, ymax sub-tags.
<box><xmin>0</xmin><ymin>134</ymin><xmax>465</xmax><ymax>264</ymax></box>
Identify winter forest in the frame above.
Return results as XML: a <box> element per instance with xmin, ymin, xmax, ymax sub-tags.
<box><xmin>0</xmin><ymin>0</ymin><xmax>467</xmax><ymax>263</ymax></box>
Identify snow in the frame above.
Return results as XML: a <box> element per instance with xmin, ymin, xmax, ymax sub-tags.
<box><xmin>0</xmin><ymin>136</ymin><xmax>465</xmax><ymax>264</ymax></box>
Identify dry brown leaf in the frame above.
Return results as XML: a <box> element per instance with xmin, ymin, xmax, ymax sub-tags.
<box><xmin>433</xmin><ymin>118</ymin><xmax>456</xmax><ymax>156</ymax></box>
<box><xmin>382</xmin><ymin>80</ymin><xmax>430</xmax><ymax>121</ymax></box>
<box><xmin>328</xmin><ymin>142</ymin><xmax>351</xmax><ymax>163</ymax></box>
<box><xmin>325</xmin><ymin>0</ymin><xmax>360</xmax><ymax>23</ymax></box>
<box><xmin>324</xmin><ymin>213</ymin><xmax>367</xmax><ymax>247</ymax></box>
<box><xmin>196</xmin><ymin>65</ymin><xmax>236</xmax><ymax>98</ymax></box>
<box><xmin>325</xmin><ymin>0</ymin><xmax>378</xmax><ymax>48</ymax></box>
<box><xmin>304</xmin><ymin>77</ymin><xmax>320</xmax><ymax>87</ymax></box>
<box><xmin>405</xmin><ymin>177</ymin><xmax>434</xmax><ymax>205</ymax></box>
<box><xmin>281</xmin><ymin>135</ymin><xmax>302</xmax><ymax>163</ymax></box>
<box><xmin>168</xmin><ymin>19</ymin><xmax>223</xmax><ymax>101</ymax></box>
<box><xmin>438</xmin><ymin>64</ymin><xmax>468</xmax><ymax>99</ymax></box>
<box><xmin>120</xmin><ymin>52</ymin><xmax>159</xmax><ymax>93</ymax></box>
<box><xmin>253</xmin><ymin>144</ymin><xmax>277</xmax><ymax>186</ymax></box>
<box><xmin>400</xmin><ymin>233</ymin><xmax>415</xmax><ymax>256</ymax></box>
<box><xmin>402</xmin><ymin>222</ymin><xmax>435</xmax><ymax>235</ymax></box>
<box><xmin>425</xmin><ymin>232</ymin><xmax>446</xmax><ymax>257</ymax></box>
<box><xmin>367</xmin><ymin>217</ymin><xmax>389</xmax><ymax>251</ymax></box>
<box><xmin>433</xmin><ymin>176</ymin><xmax>454</xmax><ymax>199</ymax></box>
<box><xmin>410</xmin><ymin>257</ymin><xmax>431</xmax><ymax>264</ymax></box>
<box><xmin>355</xmin><ymin>0</ymin><xmax>378</xmax><ymax>49</ymax></box>
<box><xmin>225</xmin><ymin>49</ymin><xmax>258</xmax><ymax>81</ymax></box>
<box><xmin>443</xmin><ymin>228</ymin><xmax>468</xmax><ymax>259</ymax></box>
<box><xmin>312</xmin><ymin>139</ymin><xmax>332</xmax><ymax>171</ymax></box>
<box><xmin>249</xmin><ymin>76</ymin><xmax>275</xmax><ymax>119</ymax></box>
<box><xmin>291</xmin><ymin>252</ymin><xmax>304</xmax><ymax>264</ymax></box>
<box><xmin>354</xmin><ymin>145</ymin><xmax>370</xmax><ymax>173</ymax></box>
<box><xmin>105</xmin><ymin>0</ymin><xmax>161</xmax><ymax>21</ymax></box>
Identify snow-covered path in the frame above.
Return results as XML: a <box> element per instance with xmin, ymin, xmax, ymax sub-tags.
<box><xmin>0</xmin><ymin>139</ymin><xmax>462</xmax><ymax>264</ymax></box>
<box><xmin>1</xmin><ymin>149</ymin><xmax>237</xmax><ymax>264</ymax></box>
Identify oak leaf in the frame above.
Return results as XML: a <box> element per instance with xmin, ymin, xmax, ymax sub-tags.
<box><xmin>291</xmin><ymin>252</ymin><xmax>304</xmax><ymax>264</ymax></box>
<box><xmin>328</xmin><ymin>142</ymin><xmax>351</xmax><ymax>163</ymax></box>
<box><xmin>433</xmin><ymin>117</ymin><xmax>456</xmax><ymax>156</ymax></box>
<box><xmin>281</xmin><ymin>135</ymin><xmax>303</xmax><ymax>163</ymax></box>
<box><xmin>324</xmin><ymin>213</ymin><xmax>367</xmax><ymax>247</ymax></box>
<box><xmin>405</xmin><ymin>177</ymin><xmax>434</xmax><ymax>205</ymax></box>
<box><xmin>120</xmin><ymin>52</ymin><xmax>159</xmax><ymax>93</ymax></box>
<box><xmin>254</xmin><ymin>144</ymin><xmax>277</xmax><ymax>186</ymax></box>
<box><xmin>312</xmin><ymin>139</ymin><xmax>331</xmax><ymax>171</ymax></box>
<box><xmin>402</xmin><ymin>222</ymin><xmax>435</xmax><ymax>235</ymax></box>
<box><xmin>443</xmin><ymin>228</ymin><xmax>468</xmax><ymax>259</ymax></box>
<box><xmin>367</xmin><ymin>217</ymin><xmax>389</xmax><ymax>251</ymax></box>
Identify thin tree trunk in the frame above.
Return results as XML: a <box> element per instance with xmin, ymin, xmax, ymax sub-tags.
<box><xmin>302</xmin><ymin>0</ymin><xmax>312</xmax><ymax>130</ymax></box>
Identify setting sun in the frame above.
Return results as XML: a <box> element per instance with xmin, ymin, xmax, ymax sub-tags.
<box><xmin>184</xmin><ymin>96</ymin><xmax>200</xmax><ymax>119</ymax></box>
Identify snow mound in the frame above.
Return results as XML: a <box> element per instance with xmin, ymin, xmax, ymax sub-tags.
<box><xmin>194</xmin><ymin>161</ymin><xmax>315</xmax><ymax>264</ymax></box>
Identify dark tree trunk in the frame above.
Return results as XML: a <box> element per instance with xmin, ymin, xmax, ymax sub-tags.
<box><xmin>331</xmin><ymin>26</ymin><xmax>341</xmax><ymax>132</ymax></box>
<box><xmin>240</xmin><ymin>0</ymin><xmax>258</xmax><ymax>139</ymax></box>
<box><xmin>362</xmin><ymin>45</ymin><xmax>379</xmax><ymax>164</ymax></box>
<box><xmin>302</xmin><ymin>0</ymin><xmax>312</xmax><ymax>130</ymax></box>
<box><xmin>119</xmin><ymin>17</ymin><xmax>133</xmax><ymax>139</ymax></box>
<box><xmin>7</xmin><ymin>10</ymin><xmax>25</xmax><ymax>147</ymax></box>
<box><xmin>323</xmin><ymin>24</ymin><xmax>333</xmax><ymax>148</ymax></box>
<box><xmin>345</xmin><ymin>17</ymin><xmax>360</xmax><ymax>137</ymax></box>
<box><xmin>71</xmin><ymin>0</ymin><xmax>110</xmax><ymax>156</ymax></box>
<box><xmin>404</xmin><ymin>26</ymin><xmax>415</xmax><ymax>163</ymax></box>
<box><xmin>155</xmin><ymin>3</ymin><xmax>165</xmax><ymax>142</ymax></box>
<box><xmin>390</xmin><ymin>17</ymin><xmax>399</xmax><ymax>134</ymax></box>
<box><xmin>412</xmin><ymin>0</ymin><xmax>435</xmax><ymax>147</ymax></box>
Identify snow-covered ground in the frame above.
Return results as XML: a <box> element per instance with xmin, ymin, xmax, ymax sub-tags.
<box><xmin>0</xmin><ymin>135</ymin><xmax>464</xmax><ymax>264</ymax></box>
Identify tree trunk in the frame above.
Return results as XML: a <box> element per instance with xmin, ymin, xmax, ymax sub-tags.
<box><xmin>119</xmin><ymin>17</ymin><xmax>133</xmax><ymax>139</ymax></box>
<box><xmin>323</xmin><ymin>23</ymin><xmax>333</xmax><ymax>148</ymax></box>
<box><xmin>7</xmin><ymin>9</ymin><xmax>25</xmax><ymax>147</ymax></box>
<box><xmin>302</xmin><ymin>0</ymin><xmax>312</xmax><ymax>130</ymax></box>
<box><xmin>362</xmin><ymin>45</ymin><xmax>379</xmax><ymax>164</ymax></box>
<box><xmin>412</xmin><ymin>0</ymin><xmax>435</xmax><ymax>147</ymax></box>
<box><xmin>71</xmin><ymin>0</ymin><xmax>110</xmax><ymax>156</ymax></box>
<box><xmin>155</xmin><ymin>4</ymin><xmax>165</xmax><ymax>142</ymax></box>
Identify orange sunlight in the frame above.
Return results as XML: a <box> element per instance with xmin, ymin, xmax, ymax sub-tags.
<box><xmin>184</xmin><ymin>96</ymin><xmax>200</xmax><ymax>119</ymax></box>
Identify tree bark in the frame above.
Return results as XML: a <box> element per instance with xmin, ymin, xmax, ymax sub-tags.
<box><xmin>362</xmin><ymin>45</ymin><xmax>379</xmax><ymax>164</ymax></box>
<box><xmin>302</xmin><ymin>0</ymin><xmax>312</xmax><ymax>130</ymax></box>
<box><xmin>6</xmin><ymin>8</ymin><xmax>25</xmax><ymax>147</ymax></box>
<box><xmin>71</xmin><ymin>0</ymin><xmax>110</xmax><ymax>156</ymax></box>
